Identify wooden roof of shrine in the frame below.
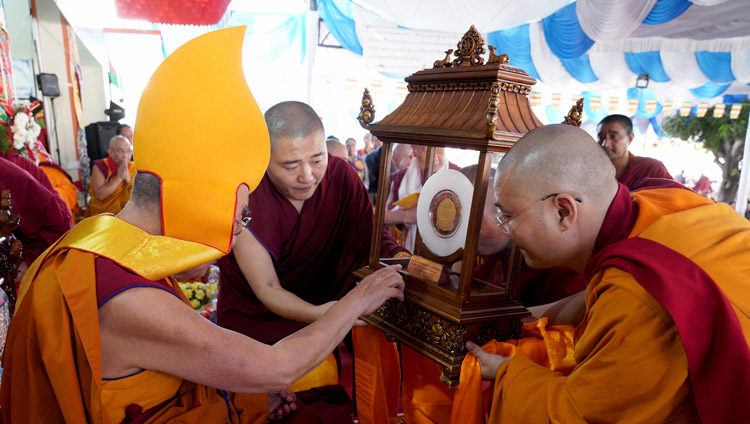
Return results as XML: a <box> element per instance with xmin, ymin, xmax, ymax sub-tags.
<box><xmin>358</xmin><ymin>26</ymin><xmax>544</xmax><ymax>151</ymax></box>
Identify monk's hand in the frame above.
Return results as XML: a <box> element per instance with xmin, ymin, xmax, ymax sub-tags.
<box><xmin>466</xmin><ymin>341</ymin><xmax>510</xmax><ymax>381</ymax></box>
<box><xmin>268</xmin><ymin>389</ymin><xmax>297</xmax><ymax>420</ymax></box>
<box><xmin>403</xmin><ymin>206</ymin><xmax>418</xmax><ymax>224</ymax></box>
<box><xmin>354</xmin><ymin>265</ymin><xmax>405</xmax><ymax>316</ymax></box>
<box><xmin>116</xmin><ymin>160</ymin><xmax>131</xmax><ymax>183</ymax></box>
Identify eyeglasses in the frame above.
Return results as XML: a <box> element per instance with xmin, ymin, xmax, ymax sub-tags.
<box><xmin>234</xmin><ymin>216</ymin><xmax>252</xmax><ymax>236</ymax></box>
<box><xmin>494</xmin><ymin>193</ymin><xmax>582</xmax><ymax>235</ymax></box>
<box><xmin>111</xmin><ymin>148</ymin><xmax>132</xmax><ymax>154</ymax></box>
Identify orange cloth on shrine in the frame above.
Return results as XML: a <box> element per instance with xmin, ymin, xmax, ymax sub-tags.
<box><xmin>40</xmin><ymin>162</ymin><xmax>79</xmax><ymax>222</ymax></box>
<box><xmin>451</xmin><ymin>318</ymin><xmax>575</xmax><ymax>424</ymax></box>
<box><xmin>0</xmin><ymin>216</ymin><xmax>271</xmax><ymax>424</ymax></box>
<box><xmin>86</xmin><ymin>160</ymin><xmax>136</xmax><ymax>216</ymax></box>
<box><xmin>353</xmin><ymin>327</ymin><xmax>401</xmax><ymax>424</ymax></box>
<box><xmin>401</xmin><ymin>345</ymin><xmax>454</xmax><ymax>424</ymax></box>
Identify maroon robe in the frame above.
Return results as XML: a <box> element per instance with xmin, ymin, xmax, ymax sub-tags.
<box><xmin>217</xmin><ymin>155</ymin><xmax>406</xmax><ymax>344</ymax></box>
<box><xmin>617</xmin><ymin>153</ymin><xmax>672</xmax><ymax>190</ymax></box>
<box><xmin>585</xmin><ymin>178</ymin><xmax>750</xmax><ymax>424</ymax></box>
<box><xmin>474</xmin><ymin>250</ymin><xmax>585</xmax><ymax>307</ymax></box>
<box><xmin>0</xmin><ymin>157</ymin><xmax>72</xmax><ymax>264</ymax></box>
<box><xmin>0</xmin><ymin>151</ymin><xmax>56</xmax><ymax>193</ymax></box>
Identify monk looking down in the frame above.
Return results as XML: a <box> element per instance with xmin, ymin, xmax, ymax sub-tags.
<box><xmin>86</xmin><ymin>134</ymin><xmax>136</xmax><ymax>216</ymax></box>
<box><xmin>598</xmin><ymin>114</ymin><xmax>671</xmax><ymax>190</ymax></box>
<box><xmin>217</xmin><ymin>101</ymin><xmax>407</xmax><ymax>349</ymax></box>
<box><xmin>466</xmin><ymin>124</ymin><xmax>750</xmax><ymax>423</ymax></box>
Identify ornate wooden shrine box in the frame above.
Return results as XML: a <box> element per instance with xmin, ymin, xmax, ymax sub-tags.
<box><xmin>354</xmin><ymin>26</ymin><xmax>557</xmax><ymax>384</ymax></box>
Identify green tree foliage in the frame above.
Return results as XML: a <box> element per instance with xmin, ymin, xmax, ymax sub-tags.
<box><xmin>661</xmin><ymin>100</ymin><xmax>749</xmax><ymax>203</ymax></box>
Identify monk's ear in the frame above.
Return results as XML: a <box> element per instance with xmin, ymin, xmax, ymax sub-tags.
<box><xmin>627</xmin><ymin>132</ymin><xmax>634</xmax><ymax>146</ymax></box>
<box><xmin>553</xmin><ymin>194</ymin><xmax>578</xmax><ymax>232</ymax></box>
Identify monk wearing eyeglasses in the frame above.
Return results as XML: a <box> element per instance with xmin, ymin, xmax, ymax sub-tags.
<box><xmin>86</xmin><ymin>134</ymin><xmax>136</xmax><ymax>216</ymax></box>
<box><xmin>465</xmin><ymin>124</ymin><xmax>750</xmax><ymax>423</ymax></box>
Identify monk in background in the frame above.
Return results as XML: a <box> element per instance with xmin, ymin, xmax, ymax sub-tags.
<box><xmin>0</xmin><ymin>156</ymin><xmax>71</xmax><ymax>283</ymax></box>
<box><xmin>0</xmin><ymin>27</ymin><xmax>405</xmax><ymax>424</ymax></box>
<box><xmin>86</xmin><ymin>134</ymin><xmax>136</xmax><ymax>216</ymax></box>
<box><xmin>598</xmin><ymin>114</ymin><xmax>671</xmax><ymax>190</ymax></box>
<box><xmin>466</xmin><ymin>124</ymin><xmax>749</xmax><ymax>423</ymax></box>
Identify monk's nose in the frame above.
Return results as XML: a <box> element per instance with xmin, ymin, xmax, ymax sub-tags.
<box><xmin>298</xmin><ymin>165</ymin><xmax>314</xmax><ymax>183</ymax></box>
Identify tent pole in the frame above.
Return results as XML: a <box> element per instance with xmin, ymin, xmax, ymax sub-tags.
<box><xmin>305</xmin><ymin>0</ymin><xmax>318</xmax><ymax>104</ymax></box>
<box><xmin>734</xmin><ymin>115</ymin><xmax>750</xmax><ymax>216</ymax></box>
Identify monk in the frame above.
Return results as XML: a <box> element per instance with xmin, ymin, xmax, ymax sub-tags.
<box><xmin>117</xmin><ymin>123</ymin><xmax>133</xmax><ymax>143</ymax></box>
<box><xmin>598</xmin><ymin>114</ymin><xmax>671</xmax><ymax>190</ymax></box>
<box><xmin>466</xmin><ymin>124</ymin><xmax>750</xmax><ymax>423</ymax></box>
<box><xmin>0</xmin><ymin>27</ymin><xmax>405</xmax><ymax>424</ymax></box>
<box><xmin>217</xmin><ymin>101</ymin><xmax>407</xmax><ymax>346</ymax></box>
<box><xmin>385</xmin><ymin>145</ymin><xmax>459</xmax><ymax>251</ymax></box>
<box><xmin>326</xmin><ymin>137</ymin><xmax>347</xmax><ymax>160</ymax></box>
<box><xmin>0</xmin><ymin>145</ymin><xmax>79</xmax><ymax>221</ymax></box>
<box><xmin>457</xmin><ymin>165</ymin><xmax>585</xmax><ymax>306</ymax></box>
<box><xmin>0</xmin><ymin>156</ymin><xmax>71</xmax><ymax>282</ymax></box>
<box><xmin>86</xmin><ymin>135</ymin><xmax>136</xmax><ymax>216</ymax></box>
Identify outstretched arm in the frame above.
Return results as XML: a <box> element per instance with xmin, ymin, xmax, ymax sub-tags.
<box><xmin>99</xmin><ymin>264</ymin><xmax>404</xmax><ymax>394</ymax></box>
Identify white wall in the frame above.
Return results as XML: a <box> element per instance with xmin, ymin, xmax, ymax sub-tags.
<box><xmin>77</xmin><ymin>34</ymin><xmax>108</xmax><ymax>126</ymax></box>
<box><xmin>33</xmin><ymin>0</ymin><xmax>78</xmax><ymax>177</ymax></box>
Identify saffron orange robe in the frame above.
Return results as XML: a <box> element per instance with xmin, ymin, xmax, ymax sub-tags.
<box><xmin>40</xmin><ymin>160</ymin><xmax>80</xmax><ymax>220</ymax></box>
<box><xmin>0</xmin><ymin>215</ymin><xmax>269</xmax><ymax>423</ymax></box>
<box><xmin>488</xmin><ymin>181</ymin><xmax>750</xmax><ymax>423</ymax></box>
<box><xmin>87</xmin><ymin>158</ymin><xmax>136</xmax><ymax>216</ymax></box>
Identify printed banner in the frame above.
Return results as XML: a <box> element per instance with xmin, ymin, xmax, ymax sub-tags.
<box><xmin>730</xmin><ymin>104</ymin><xmax>742</xmax><ymax>119</ymax></box>
<box><xmin>713</xmin><ymin>104</ymin><xmax>726</xmax><ymax>118</ymax></box>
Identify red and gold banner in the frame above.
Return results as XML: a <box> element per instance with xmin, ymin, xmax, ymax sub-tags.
<box><xmin>730</xmin><ymin>104</ymin><xmax>742</xmax><ymax>119</ymax></box>
<box><xmin>551</xmin><ymin>93</ymin><xmax>561</xmax><ymax>108</ymax></box>
<box><xmin>696</xmin><ymin>103</ymin><xmax>708</xmax><ymax>118</ymax></box>
<box><xmin>662</xmin><ymin>101</ymin><xmax>673</xmax><ymax>115</ymax></box>
<box><xmin>713</xmin><ymin>104</ymin><xmax>726</xmax><ymax>118</ymax></box>
<box><xmin>608</xmin><ymin>97</ymin><xmax>619</xmax><ymax>112</ymax></box>
<box><xmin>645</xmin><ymin>99</ymin><xmax>657</xmax><ymax>114</ymax></box>
<box><xmin>627</xmin><ymin>99</ymin><xmax>638</xmax><ymax>114</ymax></box>
<box><xmin>590</xmin><ymin>96</ymin><xmax>601</xmax><ymax>111</ymax></box>
<box><xmin>530</xmin><ymin>91</ymin><xmax>541</xmax><ymax>107</ymax></box>
<box><xmin>680</xmin><ymin>102</ymin><xmax>692</xmax><ymax>117</ymax></box>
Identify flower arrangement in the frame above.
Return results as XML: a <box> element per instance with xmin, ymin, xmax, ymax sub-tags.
<box><xmin>178</xmin><ymin>281</ymin><xmax>212</xmax><ymax>310</ymax></box>
<box><xmin>0</xmin><ymin>100</ymin><xmax>51</xmax><ymax>163</ymax></box>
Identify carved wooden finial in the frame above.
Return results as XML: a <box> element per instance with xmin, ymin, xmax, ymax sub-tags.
<box><xmin>452</xmin><ymin>25</ymin><xmax>486</xmax><ymax>67</ymax></box>
<box><xmin>563</xmin><ymin>98</ymin><xmax>584</xmax><ymax>127</ymax></box>
<box><xmin>487</xmin><ymin>45</ymin><xmax>509</xmax><ymax>65</ymax></box>
<box><xmin>357</xmin><ymin>88</ymin><xmax>376</xmax><ymax>129</ymax></box>
<box><xmin>433</xmin><ymin>49</ymin><xmax>454</xmax><ymax>69</ymax></box>
<box><xmin>0</xmin><ymin>190</ymin><xmax>22</xmax><ymax>316</ymax></box>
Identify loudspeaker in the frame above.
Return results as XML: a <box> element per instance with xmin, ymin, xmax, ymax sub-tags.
<box><xmin>36</xmin><ymin>73</ymin><xmax>60</xmax><ymax>97</ymax></box>
<box><xmin>85</xmin><ymin>121</ymin><xmax>119</xmax><ymax>163</ymax></box>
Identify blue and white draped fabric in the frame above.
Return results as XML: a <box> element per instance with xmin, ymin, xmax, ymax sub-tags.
<box><xmin>324</xmin><ymin>0</ymin><xmax>750</xmax><ymax>100</ymax></box>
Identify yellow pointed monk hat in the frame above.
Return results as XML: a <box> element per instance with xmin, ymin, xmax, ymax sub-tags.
<box><xmin>134</xmin><ymin>26</ymin><xmax>269</xmax><ymax>255</ymax></box>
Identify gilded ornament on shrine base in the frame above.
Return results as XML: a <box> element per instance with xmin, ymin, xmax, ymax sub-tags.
<box><xmin>357</xmin><ymin>88</ymin><xmax>375</xmax><ymax>129</ymax></box>
<box><xmin>563</xmin><ymin>98</ymin><xmax>584</xmax><ymax>127</ymax></box>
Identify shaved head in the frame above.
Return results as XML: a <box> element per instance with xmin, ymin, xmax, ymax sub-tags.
<box><xmin>497</xmin><ymin>124</ymin><xmax>617</xmax><ymax>207</ymax></box>
<box><xmin>495</xmin><ymin>125</ymin><xmax>618</xmax><ymax>271</ymax></box>
<box><xmin>264</xmin><ymin>101</ymin><xmax>324</xmax><ymax>152</ymax></box>
<box><xmin>326</xmin><ymin>139</ymin><xmax>347</xmax><ymax>159</ymax></box>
